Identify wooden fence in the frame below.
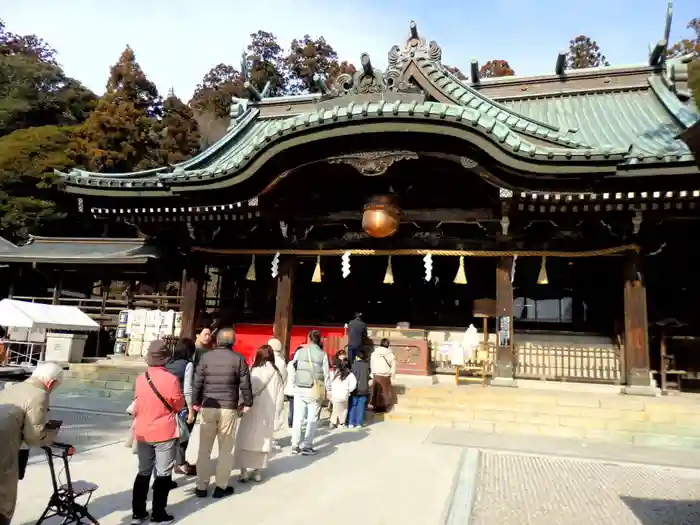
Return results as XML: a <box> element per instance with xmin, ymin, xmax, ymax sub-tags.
<box><xmin>431</xmin><ymin>341</ymin><xmax>622</xmax><ymax>384</ymax></box>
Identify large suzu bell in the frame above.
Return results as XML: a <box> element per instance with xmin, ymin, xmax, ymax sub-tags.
<box><xmin>362</xmin><ymin>196</ymin><xmax>400</xmax><ymax>238</ymax></box>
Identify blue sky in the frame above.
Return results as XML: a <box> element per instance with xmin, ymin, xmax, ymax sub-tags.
<box><xmin>3</xmin><ymin>0</ymin><xmax>697</xmax><ymax>101</ymax></box>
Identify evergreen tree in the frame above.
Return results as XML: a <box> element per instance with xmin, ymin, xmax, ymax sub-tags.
<box><xmin>0</xmin><ymin>19</ymin><xmax>96</xmax><ymax>137</ymax></box>
<box><xmin>107</xmin><ymin>46</ymin><xmax>162</xmax><ymax>117</ymax></box>
<box><xmin>0</xmin><ymin>18</ymin><xmax>56</xmax><ymax>63</ymax></box>
<box><xmin>0</xmin><ymin>125</ymin><xmax>77</xmax><ymax>240</ymax></box>
<box><xmin>189</xmin><ymin>63</ymin><xmax>246</xmax><ymax>118</ymax></box>
<box><xmin>75</xmin><ymin>92</ymin><xmax>160</xmax><ymax>173</ymax></box>
<box><xmin>157</xmin><ymin>91</ymin><xmax>201</xmax><ymax>164</ymax></box>
<box><xmin>247</xmin><ymin>30</ymin><xmax>287</xmax><ymax>96</ymax></box>
<box><xmin>76</xmin><ymin>46</ymin><xmax>163</xmax><ymax>173</ymax></box>
<box><xmin>565</xmin><ymin>35</ymin><xmax>609</xmax><ymax>69</ymax></box>
<box><xmin>285</xmin><ymin>35</ymin><xmax>355</xmax><ymax>94</ymax></box>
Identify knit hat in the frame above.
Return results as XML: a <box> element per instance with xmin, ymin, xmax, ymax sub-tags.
<box><xmin>267</xmin><ymin>338</ymin><xmax>283</xmax><ymax>354</ymax></box>
<box><xmin>145</xmin><ymin>340</ymin><xmax>170</xmax><ymax>367</ymax></box>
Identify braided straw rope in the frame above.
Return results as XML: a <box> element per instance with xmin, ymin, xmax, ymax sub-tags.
<box><xmin>193</xmin><ymin>244</ymin><xmax>639</xmax><ymax>257</ymax></box>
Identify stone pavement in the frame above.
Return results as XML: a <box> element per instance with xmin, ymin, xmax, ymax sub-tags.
<box><xmin>11</xmin><ymin>413</ymin><xmax>700</xmax><ymax>525</ymax></box>
<box><xmin>13</xmin><ymin>420</ymin><xmax>461</xmax><ymax>525</ymax></box>
<box><xmin>471</xmin><ymin>452</ymin><xmax>700</xmax><ymax>524</ymax></box>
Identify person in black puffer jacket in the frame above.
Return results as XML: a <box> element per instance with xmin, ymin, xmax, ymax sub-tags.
<box><xmin>348</xmin><ymin>348</ymin><xmax>371</xmax><ymax>428</ymax></box>
<box><xmin>192</xmin><ymin>327</ymin><xmax>253</xmax><ymax>499</ymax></box>
<box><xmin>165</xmin><ymin>338</ymin><xmax>197</xmax><ymax>476</ymax></box>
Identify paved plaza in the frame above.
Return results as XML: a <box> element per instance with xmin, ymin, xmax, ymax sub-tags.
<box><xmin>11</xmin><ymin>408</ymin><xmax>700</xmax><ymax>525</ymax></box>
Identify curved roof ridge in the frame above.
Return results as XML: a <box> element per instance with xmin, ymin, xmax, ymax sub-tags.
<box><xmin>412</xmin><ymin>58</ymin><xmax>588</xmax><ymax>149</ymax></box>
<box><xmin>172</xmin><ymin>107</ymin><xmax>260</xmax><ymax>172</ymax></box>
<box><xmin>55</xmin><ymin>108</ymin><xmax>261</xmax><ymax>180</ymax></box>
<box><xmin>647</xmin><ymin>74</ymin><xmax>699</xmax><ymax>129</ymax></box>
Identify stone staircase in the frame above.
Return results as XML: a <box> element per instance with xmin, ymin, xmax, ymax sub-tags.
<box><xmin>57</xmin><ymin>359</ymin><xmax>144</xmax><ymax>409</ymax></box>
<box><xmin>384</xmin><ymin>384</ymin><xmax>700</xmax><ymax>450</ymax></box>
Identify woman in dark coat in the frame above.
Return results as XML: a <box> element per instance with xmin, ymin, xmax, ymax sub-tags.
<box><xmin>164</xmin><ymin>338</ymin><xmax>197</xmax><ymax>475</ymax></box>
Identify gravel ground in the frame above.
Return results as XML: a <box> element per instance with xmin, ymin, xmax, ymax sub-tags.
<box><xmin>471</xmin><ymin>451</ymin><xmax>700</xmax><ymax>525</ymax></box>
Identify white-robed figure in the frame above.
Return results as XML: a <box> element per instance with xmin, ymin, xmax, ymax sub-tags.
<box><xmin>232</xmin><ymin>344</ymin><xmax>284</xmax><ymax>482</ymax></box>
<box><xmin>449</xmin><ymin>324</ymin><xmax>480</xmax><ymax>366</ymax></box>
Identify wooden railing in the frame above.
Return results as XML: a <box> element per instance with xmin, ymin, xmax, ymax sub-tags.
<box><xmin>514</xmin><ymin>343</ymin><xmax>622</xmax><ymax>384</ymax></box>
<box><xmin>432</xmin><ymin>341</ymin><xmax>622</xmax><ymax>384</ymax></box>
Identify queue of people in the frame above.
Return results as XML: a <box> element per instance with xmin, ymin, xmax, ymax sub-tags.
<box><xmin>0</xmin><ymin>322</ymin><xmax>397</xmax><ymax>525</ymax></box>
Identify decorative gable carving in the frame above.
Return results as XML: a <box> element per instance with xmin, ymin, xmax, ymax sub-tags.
<box><xmin>329</xmin><ymin>20</ymin><xmax>439</xmax><ymax>98</ymax></box>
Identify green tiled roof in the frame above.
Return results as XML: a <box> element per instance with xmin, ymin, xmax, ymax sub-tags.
<box><xmin>0</xmin><ymin>236</ymin><xmax>159</xmax><ymax>264</ymax></box>
<box><xmin>503</xmin><ymin>83</ymin><xmax>694</xmax><ymax>163</ymax></box>
<box><xmin>56</xmin><ymin>21</ymin><xmax>699</xmax><ymax>195</ymax></box>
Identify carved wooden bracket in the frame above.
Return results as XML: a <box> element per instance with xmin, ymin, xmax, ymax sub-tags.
<box><xmin>327</xmin><ymin>150</ymin><xmax>419</xmax><ymax>176</ymax></box>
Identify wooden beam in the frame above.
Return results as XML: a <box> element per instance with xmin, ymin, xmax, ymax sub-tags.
<box><xmin>179</xmin><ymin>261</ymin><xmax>205</xmax><ymax>340</ymax></box>
<box><xmin>492</xmin><ymin>256</ymin><xmax>516</xmax><ymax>386</ymax></box>
<box><xmin>622</xmin><ymin>253</ymin><xmax>655</xmax><ymax>394</ymax></box>
<box><xmin>273</xmin><ymin>255</ymin><xmax>296</xmax><ymax>360</ymax></box>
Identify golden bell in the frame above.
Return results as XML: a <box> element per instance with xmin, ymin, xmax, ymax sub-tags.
<box><xmin>245</xmin><ymin>255</ymin><xmax>256</xmax><ymax>281</ymax></box>
<box><xmin>454</xmin><ymin>255</ymin><xmax>467</xmax><ymax>284</ymax></box>
<box><xmin>537</xmin><ymin>256</ymin><xmax>549</xmax><ymax>285</ymax></box>
<box><xmin>362</xmin><ymin>196</ymin><xmax>400</xmax><ymax>238</ymax></box>
<box><xmin>383</xmin><ymin>256</ymin><xmax>394</xmax><ymax>284</ymax></box>
<box><xmin>311</xmin><ymin>256</ymin><xmax>322</xmax><ymax>283</ymax></box>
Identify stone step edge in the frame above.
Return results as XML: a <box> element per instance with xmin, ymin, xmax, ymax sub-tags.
<box><xmin>384</xmin><ymin>413</ymin><xmax>700</xmax><ymax>449</ymax></box>
<box><xmin>391</xmin><ymin>405</ymin><xmax>700</xmax><ymax>432</ymax></box>
<box><xmin>396</xmin><ymin>395</ymin><xmax>699</xmax><ymax>413</ymax></box>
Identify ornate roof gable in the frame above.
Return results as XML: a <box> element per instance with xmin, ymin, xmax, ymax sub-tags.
<box><xmin>325</xmin><ymin>21</ymin><xmax>588</xmax><ymax>150</ymax></box>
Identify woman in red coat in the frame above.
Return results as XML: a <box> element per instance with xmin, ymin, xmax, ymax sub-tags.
<box><xmin>131</xmin><ymin>340</ymin><xmax>185</xmax><ymax>525</ymax></box>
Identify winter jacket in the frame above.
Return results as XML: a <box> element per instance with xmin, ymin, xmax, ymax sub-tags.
<box><xmin>351</xmin><ymin>359</ymin><xmax>371</xmax><ymax>396</ymax></box>
<box><xmin>347</xmin><ymin>318</ymin><xmax>368</xmax><ymax>349</ymax></box>
<box><xmin>293</xmin><ymin>343</ymin><xmax>329</xmax><ymax>397</ymax></box>
<box><xmin>193</xmin><ymin>346</ymin><xmax>254</xmax><ymax>409</ymax></box>
<box><xmin>235</xmin><ymin>362</ymin><xmax>284</xmax><ymax>454</ymax></box>
<box><xmin>327</xmin><ymin>372</ymin><xmax>357</xmax><ymax>402</ymax></box>
<box><xmin>133</xmin><ymin>366</ymin><xmax>185</xmax><ymax>443</ymax></box>
<box><xmin>371</xmin><ymin>346</ymin><xmax>397</xmax><ymax>380</ymax></box>
<box><xmin>0</xmin><ymin>378</ymin><xmax>55</xmax><ymax>521</ymax></box>
<box><xmin>165</xmin><ymin>358</ymin><xmax>194</xmax><ymax>408</ymax></box>
<box><xmin>284</xmin><ymin>360</ymin><xmax>296</xmax><ymax>397</ymax></box>
<box><xmin>273</xmin><ymin>351</ymin><xmax>288</xmax><ymax>431</ymax></box>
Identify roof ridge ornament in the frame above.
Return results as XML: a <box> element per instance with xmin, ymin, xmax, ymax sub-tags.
<box><xmin>332</xmin><ymin>52</ymin><xmax>387</xmax><ymax>95</ymax></box>
<box><xmin>385</xmin><ymin>21</ymin><xmax>442</xmax><ymax>91</ymax></box>
<box><xmin>329</xmin><ymin>20</ymin><xmax>440</xmax><ymax>96</ymax></box>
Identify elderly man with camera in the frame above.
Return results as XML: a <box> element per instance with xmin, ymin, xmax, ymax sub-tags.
<box><xmin>0</xmin><ymin>362</ymin><xmax>64</xmax><ymax>525</ymax></box>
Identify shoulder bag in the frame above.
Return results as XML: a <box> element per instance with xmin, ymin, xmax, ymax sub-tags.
<box><xmin>145</xmin><ymin>371</ymin><xmax>190</xmax><ymax>442</ymax></box>
<box><xmin>306</xmin><ymin>349</ymin><xmax>326</xmax><ymax>402</ymax></box>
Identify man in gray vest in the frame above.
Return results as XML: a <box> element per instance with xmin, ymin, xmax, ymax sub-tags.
<box><xmin>291</xmin><ymin>330</ymin><xmax>329</xmax><ymax>455</ymax></box>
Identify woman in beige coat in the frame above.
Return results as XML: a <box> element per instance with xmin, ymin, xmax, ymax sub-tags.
<box><xmin>233</xmin><ymin>344</ymin><xmax>284</xmax><ymax>482</ymax></box>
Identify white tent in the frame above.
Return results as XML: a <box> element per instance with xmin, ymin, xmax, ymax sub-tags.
<box><xmin>0</xmin><ymin>299</ymin><xmax>99</xmax><ymax>332</ymax></box>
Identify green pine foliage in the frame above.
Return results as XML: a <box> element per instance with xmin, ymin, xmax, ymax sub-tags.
<box><xmin>158</xmin><ymin>92</ymin><xmax>201</xmax><ymax>165</ymax></box>
<box><xmin>0</xmin><ymin>125</ymin><xmax>76</xmax><ymax>240</ymax></box>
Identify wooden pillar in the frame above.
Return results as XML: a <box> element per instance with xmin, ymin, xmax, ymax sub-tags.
<box><xmin>95</xmin><ymin>279</ymin><xmax>111</xmax><ymax>357</ymax></box>
<box><xmin>273</xmin><ymin>256</ymin><xmax>296</xmax><ymax>360</ymax></box>
<box><xmin>179</xmin><ymin>262</ymin><xmax>205</xmax><ymax>340</ymax></box>
<box><xmin>622</xmin><ymin>254</ymin><xmax>655</xmax><ymax>394</ymax></box>
<box><xmin>492</xmin><ymin>256</ymin><xmax>516</xmax><ymax>386</ymax></box>
<box><xmin>51</xmin><ymin>272</ymin><xmax>63</xmax><ymax>305</ymax></box>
